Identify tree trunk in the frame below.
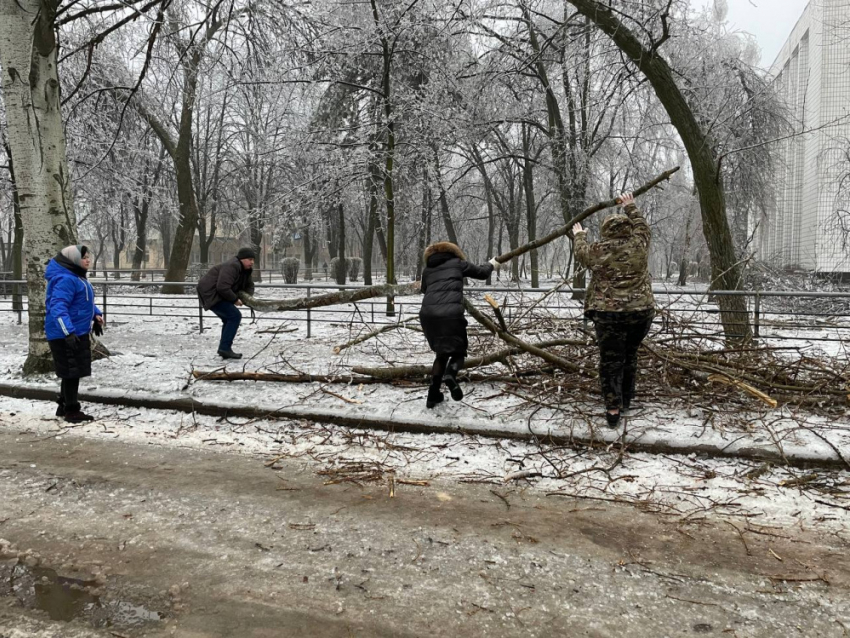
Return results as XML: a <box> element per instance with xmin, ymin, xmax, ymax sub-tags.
<box><xmin>565</xmin><ymin>0</ymin><xmax>750</xmax><ymax>340</ymax></box>
<box><xmin>371</xmin><ymin>0</ymin><xmax>395</xmax><ymax>315</ymax></box>
<box><xmin>111</xmin><ymin>204</ymin><xmax>126</xmax><ymax>279</ymax></box>
<box><xmin>433</xmin><ymin>148</ymin><xmax>458</xmax><ymax>245</ymax></box>
<box><xmin>677</xmin><ymin>210</ymin><xmax>693</xmax><ymax>286</ymax></box>
<box><xmin>250</xmin><ymin>221</ymin><xmax>263</xmax><ymax>283</ymax></box>
<box><xmin>131</xmin><ymin>217</ymin><xmax>147</xmax><ymax>281</ymax></box>
<box><xmin>2</xmin><ymin>137</ymin><xmax>25</xmax><ymax>311</ymax></box>
<box><xmin>160</xmin><ymin>216</ymin><xmax>172</xmax><ymax>268</ymax></box>
<box><xmin>472</xmin><ymin>147</ymin><xmax>497</xmax><ymax>285</ymax></box>
<box><xmin>522</xmin><ymin>125</ymin><xmax>539</xmax><ymax>288</ymax></box>
<box><xmin>162</xmin><ymin>83</ymin><xmax>201</xmax><ymax>292</ymax></box>
<box><xmin>363</xmin><ymin>174</ymin><xmax>376</xmax><ymax>286</ymax></box>
<box><xmin>0</xmin><ymin>0</ymin><xmax>78</xmax><ymax>374</ymax></box>
<box><xmin>335</xmin><ymin>202</ymin><xmax>346</xmax><ymax>285</ymax></box>
<box><xmin>303</xmin><ymin>226</ymin><xmax>315</xmax><ymax>281</ymax></box>
<box><xmin>416</xmin><ymin>166</ymin><xmax>430</xmax><ymax>281</ymax></box>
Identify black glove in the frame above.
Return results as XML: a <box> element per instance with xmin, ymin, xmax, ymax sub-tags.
<box><xmin>92</xmin><ymin>320</ymin><xmax>104</xmax><ymax>337</ymax></box>
<box><xmin>65</xmin><ymin>334</ymin><xmax>80</xmax><ymax>350</ymax></box>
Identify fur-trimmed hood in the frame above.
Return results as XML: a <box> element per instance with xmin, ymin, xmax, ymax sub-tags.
<box><xmin>423</xmin><ymin>241</ymin><xmax>466</xmax><ymax>262</ymax></box>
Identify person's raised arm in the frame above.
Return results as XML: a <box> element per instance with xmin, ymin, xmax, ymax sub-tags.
<box><xmin>618</xmin><ymin>191</ymin><xmax>650</xmax><ymax>247</ymax></box>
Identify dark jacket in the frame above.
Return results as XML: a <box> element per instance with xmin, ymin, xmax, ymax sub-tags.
<box><xmin>573</xmin><ymin>203</ymin><xmax>654</xmax><ymax>314</ymax></box>
<box><xmin>44</xmin><ymin>256</ymin><xmax>102</xmax><ymax>340</ymax></box>
<box><xmin>419</xmin><ymin>242</ymin><xmax>493</xmax><ymax>355</ymax></box>
<box><xmin>197</xmin><ymin>257</ymin><xmax>255</xmax><ymax>310</ymax></box>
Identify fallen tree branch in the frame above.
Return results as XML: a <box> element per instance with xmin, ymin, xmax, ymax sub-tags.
<box><xmin>0</xmin><ymin>382</ymin><xmax>842</xmax><ymax>469</ymax></box>
<box><xmin>192</xmin><ymin>371</ymin><xmax>382</xmax><ymax>384</ymax></box>
<box><xmin>351</xmin><ymin>338</ymin><xmax>583</xmax><ymax>380</ymax></box>
<box><xmin>239</xmin><ymin>281</ymin><xmax>420</xmax><ymax>312</ymax></box>
<box><xmin>334</xmin><ymin>316</ymin><xmax>420</xmax><ymax>354</ymax></box>
<box><xmin>708</xmin><ymin>373</ymin><xmax>778</xmax><ymax>409</ymax></box>
<box><xmin>463</xmin><ymin>299</ymin><xmax>582</xmax><ymax>374</ymax></box>
<box><xmin>493</xmin><ymin>166</ymin><xmax>680</xmax><ymax>264</ymax></box>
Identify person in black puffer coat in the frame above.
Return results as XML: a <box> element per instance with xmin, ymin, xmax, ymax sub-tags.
<box><xmin>418</xmin><ymin>242</ymin><xmax>503</xmax><ymax>408</ymax></box>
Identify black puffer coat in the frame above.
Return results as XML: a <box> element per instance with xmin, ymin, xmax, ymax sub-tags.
<box><xmin>419</xmin><ymin>242</ymin><xmax>493</xmax><ymax>355</ymax></box>
<box><xmin>197</xmin><ymin>257</ymin><xmax>255</xmax><ymax>310</ymax></box>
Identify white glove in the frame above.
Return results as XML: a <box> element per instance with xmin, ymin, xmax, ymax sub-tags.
<box><xmin>488</xmin><ymin>257</ymin><xmax>501</xmax><ymax>271</ymax></box>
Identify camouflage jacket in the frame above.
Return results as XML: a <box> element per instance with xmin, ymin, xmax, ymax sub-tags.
<box><xmin>573</xmin><ymin>203</ymin><xmax>655</xmax><ymax>314</ymax></box>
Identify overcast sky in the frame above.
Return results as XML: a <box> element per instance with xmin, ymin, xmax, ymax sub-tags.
<box><xmin>698</xmin><ymin>0</ymin><xmax>811</xmax><ymax>67</ymax></box>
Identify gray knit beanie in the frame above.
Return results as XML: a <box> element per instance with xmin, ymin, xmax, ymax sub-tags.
<box><xmin>60</xmin><ymin>245</ymin><xmax>89</xmax><ymax>266</ymax></box>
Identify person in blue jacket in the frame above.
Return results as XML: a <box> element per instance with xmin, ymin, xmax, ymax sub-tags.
<box><xmin>45</xmin><ymin>245</ymin><xmax>104</xmax><ymax>422</ymax></box>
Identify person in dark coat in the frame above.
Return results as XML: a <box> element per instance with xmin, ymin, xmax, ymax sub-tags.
<box><xmin>572</xmin><ymin>192</ymin><xmax>656</xmax><ymax>428</ymax></box>
<box><xmin>419</xmin><ymin>242</ymin><xmax>502</xmax><ymax>408</ymax></box>
<box><xmin>44</xmin><ymin>245</ymin><xmax>104</xmax><ymax>423</ymax></box>
<box><xmin>197</xmin><ymin>248</ymin><xmax>256</xmax><ymax>359</ymax></box>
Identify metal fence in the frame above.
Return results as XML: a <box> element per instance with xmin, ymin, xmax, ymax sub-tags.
<box><xmin>1</xmin><ymin>279</ymin><xmax>849</xmax><ymax>345</ymax></box>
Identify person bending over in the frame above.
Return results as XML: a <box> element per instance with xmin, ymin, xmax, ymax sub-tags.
<box><xmin>572</xmin><ymin>192</ymin><xmax>655</xmax><ymax>428</ymax></box>
<box><xmin>418</xmin><ymin>242</ymin><xmax>503</xmax><ymax>408</ymax></box>
<box><xmin>197</xmin><ymin>248</ymin><xmax>256</xmax><ymax>359</ymax></box>
<box><xmin>44</xmin><ymin>245</ymin><xmax>105</xmax><ymax>423</ymax></box>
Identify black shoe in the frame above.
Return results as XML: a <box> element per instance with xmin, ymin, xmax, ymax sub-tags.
<box><xmin>605</xmin><ymin>411</ymin><xmax>621</xmax><ymax>428</ymax></box>
<box><xmin>55</xmin><ymin>397</ymin><xmax>65</xmax><ymax>417</ymax></box>
<box><xmin>65</xmin><ymin>410</ymin><xmax>95</xmax><ymax>423</ymax></box>
<box><xmin>426</xmin><ymin>390</ymin><xmax>445</xmax><ymax>409</ymax></box>
<box><xmin>218</xmin><ymin>350</ymin><xmax>243</xmax><ymax>359</ymax></box>
<box><xmin>622</xmin><ymin>398</ymin><xmax>632</xmax><ymax>411</ymax></box>
<box><xmin>443</xmin><ymin>376</ymin><xmax>463</xmax><ymax>401</ymax></box>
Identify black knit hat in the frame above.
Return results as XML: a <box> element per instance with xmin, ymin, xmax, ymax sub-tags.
<box><xmin>237</xmin><ymin>247</ymin><xmax>256</xmax><ymax>260</ymax></box>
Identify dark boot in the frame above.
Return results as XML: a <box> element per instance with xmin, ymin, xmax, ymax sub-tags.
<box><xmin>605</xmin><ymin>411</ymin><xmax>621</xmax><ymax>429</ymax></box>
<box><xmin>426</xmin><ymin>386</ymin><xmax>444</xmax><ymax>409</ymax></box>
<box><xmin>55</xmin><ymin>395</ymin><xmax>65</xmax><ymax>417</ymax></box>
<box><xmin>64</xmin><ymin>403</ymin><xmax>95</xmax><ymax>423</ymax></box>
<box><xmin>443</xmin><ymin>358</ymin><xmax>464</xmax><ymax>401</ymax></box>
<box><xmin>218</xmin><ymin>349</ymin><xmax>243</xmax><ymax>359</ymax></box>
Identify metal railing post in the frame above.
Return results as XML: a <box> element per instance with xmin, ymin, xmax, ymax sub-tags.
<box><xmin>199</xmin><ymin>297</ymin><xmax>204</xmax><ymax>334</ymax></box>
<box><xmin>14</xmin><ymin>282</ymin><xmax>21</xmax><ymax>325</ymax></box>
<box><xmin>102</xmin><ymin>285</ymin><xmax>107</xmax><ymax>322</ymax></box>
<box><xmin>307</xmin><ymin>287</ymin><xmax>312</xmax><ymax>338</ymax></box>
<box><xmin>753</xmin><ymin>293</ymin><xmax>761</xmax><ymax>341</ymax></box>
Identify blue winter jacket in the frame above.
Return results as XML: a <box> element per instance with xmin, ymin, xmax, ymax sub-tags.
<box><xmin>44</xmin><ymin>259</ymin><xmax>103</xmax><ymax>341</ymax></box>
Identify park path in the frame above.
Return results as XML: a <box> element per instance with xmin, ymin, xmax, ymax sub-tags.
<box><xmin>0</xmin><ymin>426</ymin><xmax>848</xmax><ymax>637</ymax></box>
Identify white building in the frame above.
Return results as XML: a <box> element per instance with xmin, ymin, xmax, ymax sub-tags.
<box><xmin>758</xmin><ymin>0</ymin><xmax>850</xmax><ymax>273</ymax></box>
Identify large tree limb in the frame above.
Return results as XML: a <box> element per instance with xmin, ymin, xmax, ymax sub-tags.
<box><xmin>193</xmin><ymin>371</ymin><xmax>385</xmax><ymax>384</ymax></box>
<box><xmin>239</xmin><ymin>282</ymin><xmax>420</xmax><ymax>312</ymax></box>
<box><xmin>493</xmin><ymin>166</ymin><xmax>679</xmax><ymax>264</ymax></box>
<box><xmin>463</xmin><ymin>299</ymin><xmax>582</xmax><ymax>374</ymax></box>
<box><xmin>351</xmin><ymin>338</ymin><xmax>583</xmax><ymax>380</ymax></box>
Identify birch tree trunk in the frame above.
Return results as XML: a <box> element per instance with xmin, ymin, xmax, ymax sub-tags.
<box><xmin>0</xmin><ymin>0</ymin><xmax>78</xmax><ymax>374</ymax></box>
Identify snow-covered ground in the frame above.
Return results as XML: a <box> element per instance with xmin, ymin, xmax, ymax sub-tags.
<box><xmin>0</xmin><ymin>285</ymin><xmax>848</xmax><ymax>540</ymax></box>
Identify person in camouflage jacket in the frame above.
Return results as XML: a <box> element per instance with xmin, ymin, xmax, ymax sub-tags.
<box><xmin>572</xmin><ymin>192</ymin><xmax>655</xmax><ymax>428</ymax></box>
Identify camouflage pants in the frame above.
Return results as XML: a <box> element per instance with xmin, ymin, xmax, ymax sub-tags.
<box><xmin>592</xmin><ymin>309</ymin><xmax>655</xmax><ymax>410</ymax></box>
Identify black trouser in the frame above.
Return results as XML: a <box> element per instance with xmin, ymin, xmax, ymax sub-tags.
<box><xmin>592</xmin><ymin>309</ymin><xmax>655</xmax><ymax>410</ymax></box>
<box><xmin>59</xmin><ymin>378</ymin><xmax>80</xmax><ymax>411</ymax></box>
<box><xmin>430</xmin><ymin>353</ymin><xmax>465</xmax><ymax>392</ymax></box>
